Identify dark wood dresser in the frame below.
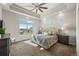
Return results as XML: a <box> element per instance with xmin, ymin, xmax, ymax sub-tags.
<box><xmin>0</xmin><ymin>38</ymin><xmax>10</xmax><ymax>56</ymax></box>
<box><xmin>57</xmin><ymin>34</ymin><xmax>69</xmax><ymax>45</ymax></box>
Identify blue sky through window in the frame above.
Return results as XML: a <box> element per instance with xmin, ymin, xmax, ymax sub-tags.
<box><xmin>48</xmin><ymin>19</ymin><xmax>53</xmax><ymax>25</ymax></box>
<box><xmin>47</xmin><ymin>17</ymin><xmax>64</xmax><ymax>25</ymax></box>
<box><xmin>47</xmin><ymin>18</ymin><xmax>56</xmax><ymax>25</ymax></box>
<box><xmin>19</xmin><ymin>19</ymin><xmax>33</xmax><ymax>29</ymax></box>
<box><xmin>19</xmin><ymin>24</ymin><xmax>27</xmax><ymax>29</ymax></box>
<box><xmin>58</xmin><ymin>16</ymin><xmax>64</xmax><ymax>25</ymax></box>
<box><xmin>19</xmin><ymin>19</ymin><xmax>27</xmax><ymax>24</ymax></box>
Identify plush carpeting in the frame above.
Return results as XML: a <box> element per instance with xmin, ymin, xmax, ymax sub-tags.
<box><xmin>10</xmin><ymin>40</ymin><xmax>76</xmax><ymax>56</ymax></box>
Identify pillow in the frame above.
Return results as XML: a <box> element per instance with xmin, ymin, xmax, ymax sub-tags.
<box><xmin>43</xmin><ymin>32</ymin><xmax>48</xmax><ymax>35</ymax></box>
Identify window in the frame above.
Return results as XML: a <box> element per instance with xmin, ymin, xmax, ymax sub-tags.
<box><xmin>48</xmin><ymin>19</ymin><xmax>53</xmax><ymax>25</ymax></box>
<box><xmin>19</xmin><ymin>19</ymin><xmax>33</xmax><ymax>35</ymax></box>
<box><xmin>47</xmin><ymin>18</ymin><xmax>56</xmax><ymax>26</ymax></box>
<box><xmin>58</xmin><ymin>16</ymin><xmax>64</xmax><ymax>25</ymax></box>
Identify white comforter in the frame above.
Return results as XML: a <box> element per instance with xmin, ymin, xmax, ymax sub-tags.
<box><xmin>31</xmin><ymin>34</ymin><xmax>58</xmax><ymax>49</ymax></box>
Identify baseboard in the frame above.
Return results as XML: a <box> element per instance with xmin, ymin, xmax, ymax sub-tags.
<box><xmin>13</xmin><ymin>39</ymin><xmax>30</xmax><ymax>44</ymax></box>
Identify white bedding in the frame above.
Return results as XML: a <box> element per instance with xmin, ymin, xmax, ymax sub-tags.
<box><xmin>31</xmin><ymin>34</ymin><xmax>58</xmax><ymax>49</ymax></box>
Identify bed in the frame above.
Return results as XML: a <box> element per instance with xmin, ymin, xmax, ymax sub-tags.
<box><xmin>31</xmin><ymin>34</ymin><xmax>58</xmax><ymax>49</ymax></box>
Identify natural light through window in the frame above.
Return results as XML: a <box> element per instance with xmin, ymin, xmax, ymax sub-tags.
<box><xmin>19</xmin><ymin>19</ymin><xmax>33</xmax><ymax>35</ymax></box>
<box><xmin>58</xmin><ymin>16</ymin><xmax>64</xmax><ymax>25</ymax></box>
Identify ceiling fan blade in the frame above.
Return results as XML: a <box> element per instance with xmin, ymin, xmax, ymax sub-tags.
<box><xmin>30</xmin><ymin>8</ymin><xmax>35</xmax><ymax>11</ymax></box>
<box><xmin>39</xmin><ymin>3</ymin><xmax>46</xmax><ymax>6</ymax></box>
<box><xmin>32</xmin><ymin>3</ymin><xmax>37</xmax><ymax>7</ymax></box>
<box><xmin>36</xmin><ymin>9</ymin><xmax>38</xmax><ymax>13</ymax></box>
<box><xmin>39</xmin><ymin>8</ymin><xmax>43</xmax><ymax>12</ymax></box>
<box><xmin>40</xmin><ymin>7</ymin><xmax>48</xmax><ymax>9</ymax></box>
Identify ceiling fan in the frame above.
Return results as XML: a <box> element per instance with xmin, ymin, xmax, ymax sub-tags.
<box><xmin>25</xmin><ymin>3</ymin><xmax>48</xmax><ymax>14</ymax></box>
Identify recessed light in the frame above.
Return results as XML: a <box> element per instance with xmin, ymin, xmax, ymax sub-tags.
<box><xmin>58</xmin><ymin>12</ymin><xmax>64</xmax><ymax>17</ymax></box>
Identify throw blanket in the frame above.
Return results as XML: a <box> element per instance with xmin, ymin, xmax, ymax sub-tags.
<box><xmin>31</xmin><ymin>34</ymin><xmax>58</xmax><ymax>49</ymax></box>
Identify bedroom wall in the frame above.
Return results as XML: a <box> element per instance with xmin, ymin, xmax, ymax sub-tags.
<box><xmin>2</xmin><ymin>9</ymin><xmax>25</xmax><ymax>42</ymax></box>
<box><xmin>63</xmin><ymin>9</ymin><xmax>76</xmax><ymax>36</ymax></box>
<box><xmin>2</xmin><ymin>9</ymin><xmax>40</xmax><ymax>42</ymax></box>
<box><xmin>41</xmin><ymin>8</ymin><xmax>76</xmax><ymax>45</ymax></box>
<box><xmin>41</xmin><ymin>9</ymin><xmax>76</xmax><ymax>36</ymax></box>
<box><xmin>76</xmin><ymin>4</ymin><xmax>79</xmax><ymax>56</ymax></box>
<box><xmin>0</xmin><ymin>4</ymin><xmax>2</xmax><ymax>20</ymax></box>
<box><xmin>33</xmin><ymin>19</ymin><xmax>40</xmax><ymax>35</ymax></box>
<box><xmin>63</xmin><ymin>9</ymin><xmax>76</xmax><ymax>46</ymax></box>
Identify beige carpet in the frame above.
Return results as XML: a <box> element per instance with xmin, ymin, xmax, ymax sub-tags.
<box><xmin>10</xmin><ymin>40</ymin><xmax>76</xmax><ymax>56</ymax></box>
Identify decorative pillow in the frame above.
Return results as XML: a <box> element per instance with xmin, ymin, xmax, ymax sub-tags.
<box><xmin>43</xmin><ymin>32</ymin><xmax>48</xmax><ymax>36</ymax></box>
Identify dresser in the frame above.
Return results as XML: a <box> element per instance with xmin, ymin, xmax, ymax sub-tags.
<box><xmin>0</xmin><ymin>38</ymin><xmax>10</xmax><ymax>56</ymax></box>
<box><xmin>57</xmin><ymin>34</ymin><xmax>69</xmax><ymax>45</ymax></box>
